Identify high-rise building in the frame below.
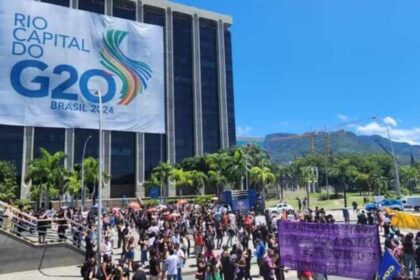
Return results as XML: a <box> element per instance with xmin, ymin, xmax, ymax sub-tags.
<box><xmin>0</xmin><ymin>0</ymin><xmax>235</xmax><ymax>199</ymax></box>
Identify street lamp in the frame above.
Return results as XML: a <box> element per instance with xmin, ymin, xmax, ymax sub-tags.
<box><xmin>373</xmin><ymin>116</ymin><xmax>401</xmax><ymax>198</ymax></box>
<box><xmin>81</xmin><ymin>135</ymin><xmax>92</xmax><ymax>212</ymax></box>
<box><xmin>96</xmin><ymin>90</ymin><xmax>104</xmax><ymax>269</ymax></box>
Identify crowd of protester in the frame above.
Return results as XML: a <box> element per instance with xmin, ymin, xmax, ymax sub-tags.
<box><xmin>2</xmin><ymin>197</ymin><xmax>420</xmax><ymax>280</ymax></box>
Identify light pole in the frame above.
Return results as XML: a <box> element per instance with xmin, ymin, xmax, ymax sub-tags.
<box><xmin>81</xmin><ymin>135</ymin><xmax>92</xmax><ymax>212</ymax></box>
<box><xmin>373</xmin><ymin>116</ymin><xmax>401</xmax><ymax>198</ymax></box>
<box><xmin>96</xmin><ymin>90</ymin><xmax>104</xmax><ymax>269</ymax></box>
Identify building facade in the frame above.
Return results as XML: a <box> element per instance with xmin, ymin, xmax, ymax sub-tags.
<box><xmin>1</xmin><ymin>0</ymin><xmax>236</xmax><ymax>199</ymax></box>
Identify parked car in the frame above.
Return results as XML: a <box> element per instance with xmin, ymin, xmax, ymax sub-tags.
<box><xmin>401</xmin><ymin>196</ymin><xmax>420</xmax><ymax>211</ymax></box>
<box><xmin>265</xmin><ymin>203</ymin><xmax>294</xmax><ymax>214</ymax></box>
<box><xmin>365</xmin><ymin>199</ymin><xmax>403</xmax><ymax>211</ymax></box>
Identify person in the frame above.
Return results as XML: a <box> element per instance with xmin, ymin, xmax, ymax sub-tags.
<box><xmin>220</xmin><ymin>246</ymin><xmax>235</xmax><ymax>280</ymax></box>
<box><xmin>302</xmin><ymin>198</ymin><xmax>307</xmax><ymax>210</ymax></box>
<box><xmin>85</xmin><ymin>230</ymin><xmax>95</xmax><ymax>261</ymax></box>
<box><xmin>165</xmin><ymin>249</ymin><xmax>179</xmax><ymax>280</ymax></box>
<box><xmin>2</xmin><ymin>203</ymin><xmax>13</xmax><ymax>232</ymax></box>
<box><xmin>352</xmin><ymin>201</ymin><xmax>358</xmax><ymax>213</ymax></box>
<box><xmin>101</xmin><ymin>255</ymin><xmax>114</xmax><ymax>280</ymax></box>
<box><xmin>83</xmin><ymin>257</ymin><xmax>97</xmax><ymax>280</ymax></box>
<box><xmin>244</xmin><ymin>248</ymin><xmax>252</xmax><ymax>280</ymax></box>
<box><xmin>235</xmin><ymin>248</ymin><xmax>246</xmax><ymax>280</ymax></box>
<box><xmin>297</xmin><ymin>198</ymin><xmax>302</xmax><ymax>211</ymax></box>
<box><xmin>357</xmin><ymin>211</ymin><xmax>367</xmax><ymax>225</ymax></box>
<box><xmin>196</xmin><ymin>253</ymin><xmax>206</xmax><ymax>280</ymax></box>
<box><xmin>255</xmin><ymin>238</ymin><xmax>266</xmax><ymax>276</ymax></box>
<box><xmin>261</xmin><ymin>249</ymin><xmax>276</xmax><ymax>280</ymax></box>
<box><xmin>403</xmin><ymin>233</ymin><xmax>416</xmax><ymax>279</ymax></box>
<box><xmin>139</xmin><ymin>235</ymin><xmax>149</xmax><ymax>267</ymax></box>
<box><xmin>367</xmin><ymin>212</ymin><xmax>375</xmax><ymax>225</ymax></box>
<box><xmin>125</xmin><ymin>235</ymin><xmax>136</xmax><ymax>271</ymax></box>
<box><xmin>133</xmin><ymin>262</ymin><xmax>147</xmax><ymax>280</ymax></box>
<box><xmin>149</xmin><ymin>248</ymin><xmax>161</xmax><ymax>280</ymax></box>
<box><xmin>342</xmin><ymin>208</ymin><xmax>350</xmax><ymax>224</ymax></box>
<box><xmin>175</xmin><ymin>243</ymin><xmax>186</xmax><ymax>280</ymax></box>
<box><xmin>37</xmin><ymin>212</ymin><xmax>48</xmax><ymax>244</ymax></box>
<box><xmin>103</xmin><ymin>235</ymin><xmax>113</xmax><ymax>262</ymax></box>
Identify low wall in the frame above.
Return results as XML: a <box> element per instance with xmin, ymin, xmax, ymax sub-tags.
<box><xmin>0</xmin><ymin>230</ymin><xmax>84</xmax><ymax>274</ymax></box>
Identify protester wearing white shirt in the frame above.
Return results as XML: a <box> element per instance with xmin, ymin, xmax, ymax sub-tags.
<box><xmin>175</xmin><ymin>244</ymin><xmax>186</xmax><ymax>280</ymax></box>
<box><xmin>165</xmin><ymin>249</ymin><xmax>179</xmax><ymax>280</ymax></box>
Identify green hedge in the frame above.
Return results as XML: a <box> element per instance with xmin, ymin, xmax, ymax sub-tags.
<box><xmin>141</xmin><ymin>195</ymin><xmax>215</xmax><ymax>207</ymax></box>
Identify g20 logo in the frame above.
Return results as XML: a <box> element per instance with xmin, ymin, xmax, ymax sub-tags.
<box><xmin>10</xmin><ymin>59</ymin><xmax>116</xmax><ymax>104</ymax></box>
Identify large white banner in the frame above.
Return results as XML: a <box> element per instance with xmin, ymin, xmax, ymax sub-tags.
<box><xmin>0</xmin><ymin>0</ymin><xmax>165</xmax><ymax>133</ymax></box>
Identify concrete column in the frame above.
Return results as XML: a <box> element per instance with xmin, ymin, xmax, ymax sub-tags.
<box><xmin>20</xmin><ymin>127</ymin><xmax>34</xmax><ymax>199</ymax></box>
<box><xmin>102</xmin><ymin>131</ymin><xmax>112</xmax><ymax>199</ymax></box>
<box><xmin>192</xmin><ymin>14</ymin><xmax>204</xmax><ymax>156</ymax></box>
<box><xmin>135</xmin><ymin>1</ymin><xmax>146</xmax><ymax>198</ymax></box>
<box><xmin>165</xmin><ymin>7</ymin><xmax>176</xmax><ymax>197</ymax></box>
<box><xmin>64</xmin><ymin>129</ymin><xmax>74</xmax><ymax>170</ymax></box>
<box><xmin>71</xmin><ymin>0</ymin><xmax>78</xmax><ymax>9</ymax></box>
<box><xmin>137</xmin><ymin>0</ymin><xmax>143</xmax><ymax>22</ymax></box>
<box><xmin>106</xmin><ymin>0</ymin><xmax>113</xmax><ymax>16</ymax></box>
<box><xmin>135</xmin><ymin>132</ymin><xmax>145</xmax><ymax>198</ymax></box>
<box><xmin>217</xmin><ymin>20</ymin><xmax>229</xmax><ymax>149</ymax></box>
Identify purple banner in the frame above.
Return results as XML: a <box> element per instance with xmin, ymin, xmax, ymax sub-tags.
<box><xmin>278</xmin><ymin>221</ymin><xmax>381</xmax><ymax>279</ymax></box>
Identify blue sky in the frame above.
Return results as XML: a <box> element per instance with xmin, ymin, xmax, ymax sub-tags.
<box><xmin>175</xmin><ymin>0</ymin><xmax>420</xmax><ymax>144</ymax></box>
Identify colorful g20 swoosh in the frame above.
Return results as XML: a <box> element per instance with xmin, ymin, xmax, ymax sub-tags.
<box><xmin>100</xmin><ymin>29</ymin><xmax>152</xmax><ymax>105</ymax></box>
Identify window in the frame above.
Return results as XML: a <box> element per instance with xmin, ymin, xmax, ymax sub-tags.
<box><xmin>144</xmin><ymin>6</ymin><xmax>167</xmax><ymax>180</ymax></box>
<box><xmin>0</xmin><ymin>125</ymin><xmax>23</xmax><ymax>195</ymax></box>
<box><xmin>74</xmin><ymin>129</ymin><xmax>99</xmax><ymax>164</ymax></box>
<box><xmin>41</xmin><ymin>0</ymin><xmax>70</xmax><ymax>7</ymax></box>
<box><xmin>111</xmin><ymin>131</ymin><xmax>135</xmax><ymax>198</ymax></box>
<box><xmin>113</xmin><ymin>0</ymin><xmax>136</xmax><ymax>20</ymax></box>
<box><xmin>200</xmin><ymin>19</ymin><xmax>220</xmax><ymax>153</ymax></box>
<box><xmin>78</xmin><ymin>0</ymin><xmax>104</xmax><ymax>14</ymax></box>
<box><xmin>173</xmin><ymin>13</ymin><xmax>194</xmax><ymax>162</ymax></box>
<box><xmin>225</xmin><ymin>29</ymin><xmax>236</xmax><ymax>147</ymax></box>
<box><xmin>33</xmin><ymin>127</ymin><xmax>65</xmax><ymax>158</ymax></box>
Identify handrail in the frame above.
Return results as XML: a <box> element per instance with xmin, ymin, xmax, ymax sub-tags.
<box><xmin>0</xmin><ymin>201</ymin><xmax>37</xmax><ymax>222</ymax></box>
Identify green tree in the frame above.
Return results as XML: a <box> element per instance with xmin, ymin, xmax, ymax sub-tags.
<box><xmin>0</xmin><ymin>161</ymin><xmax>18</xmax><ymax>201</ymax></box>
<box><xmin>151</xmin><ymin>162</ymin><xmax>174</xmax><ymax>203</ymax></box>
<box><xmin>26</xmin><ymin>148</ymin><xmax>67</xmax><ymax>208</ymax></box>
<box><xmin>250</xmin><ymin>166</ymin><xmax>276</xmax><ymax>201</ymax></box>
<box><xmin>189</xmin><ymin>170</ymin><xmax>207</xmax><ymax>195</ymax></box>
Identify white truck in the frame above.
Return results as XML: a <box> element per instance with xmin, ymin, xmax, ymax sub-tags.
<box><xmin>401</xmin><ymin>196</ymin><xmax>420</xmax><ymax>211</ymax></box>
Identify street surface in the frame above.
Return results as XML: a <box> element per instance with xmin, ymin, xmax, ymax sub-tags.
<box><xmin>0</xmin><ymin>210</ymin><xmax>363</xmax><ymax>280</ymax></box>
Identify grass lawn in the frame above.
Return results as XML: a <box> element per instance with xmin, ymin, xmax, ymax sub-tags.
<box><xmin>266</xmin><ymin>189</ymin><xmax>367</xmax><ymax>210</ymax></box>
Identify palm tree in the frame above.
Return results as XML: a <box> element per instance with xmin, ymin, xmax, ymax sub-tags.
<box><xmin>208</xmin><ymin>170</ymin><xmax>227</xmax><ymax>195</ymax></box>
<box><xmin>189</xmin><ymin>170</ymin><xmax>207</xmax><ymax>195</ymax></box>
<box><xmin>26</xmin><ymin>148</ymin><xmax>67</xmax><ymax>208</ymax></box>
<box><xmin>226</xmin><ymin>148</ymin><xmax>251</xmax><ymax>189</ymax></box>
<box><xmin>250</xmin><ymin>166</ymin><xmax>276</xmax><ymax>206</ymax></box>
<box><xmin>81</xmin><ymin>157</ymin><xmax>99</xmax><ymax>204</ymax></box>
<box><xmin>64</xmin><ymin>170</ymin><xmax>81</xmax><ymax>207</ymax></box>
<box><xmin>151</xmin><ymin>162</ymin><xmax>174</xmax><ymax>203</ymax></box>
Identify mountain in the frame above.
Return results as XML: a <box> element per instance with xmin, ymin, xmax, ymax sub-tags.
<box><xmin>238</xmin><ymin>131</ymin><xmax>420</xmax><ymax>164</ymax></box>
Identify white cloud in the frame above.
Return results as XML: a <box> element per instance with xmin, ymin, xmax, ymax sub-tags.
<box><xmin>236</xmin><ymin>126</ymin><xmax>253</xmax><ymax>136</ymax></box>
<box><xmin>384</xmin><ymin>116</ymin><xmax>398</xmax><ymax>127</ymax></box>
<box><xmin>356</xmin><ymin>121</ymin><xmax>420</xmax><ymax>145</ymax></box>
<box><xmin>278</xmin><ymin>121</ymin><xmax>290</xmax><ymax>126</ymax></box>
<box><xmin>337</xmin><ymin>114</ymin><xmax>349</xmax><ymax>122</ymax></box>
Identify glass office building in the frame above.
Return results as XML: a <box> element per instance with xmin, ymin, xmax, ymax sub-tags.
<box><xmin>7</xmin><ymin>0</ymin><xmax>235</xmax><ymax>199</ymax></box>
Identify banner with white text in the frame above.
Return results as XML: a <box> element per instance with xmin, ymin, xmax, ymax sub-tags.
<box><xmin>0</xmin><ymin>0</ymin><xmax>165</xmax><ymax>133</ymax></box>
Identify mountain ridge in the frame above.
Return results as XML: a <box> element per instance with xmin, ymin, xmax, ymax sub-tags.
<box><xmin>237</xmin><ymin>131</ymin><xmax>420</xmax><ymax>164</ymax></box>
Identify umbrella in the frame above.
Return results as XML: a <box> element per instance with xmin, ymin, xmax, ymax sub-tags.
<box><xmin>147</xmin><ymin>208</ymin><xmax>156</xmax><ymax>213</ymax></box>
<box><xmin>211</xmin><ymin>197</ymin><xmax>218</xmax><ymax>201</ymax></box>
<box><xmin>163</xmin><ymin>211</ymin><xmax>171</xmax><ymax>216</ymax></box>
<box><xmin>177</xmin><ymin>199</ymin><xmax>188</xmax><ymax>205</ymax></box>
<box><xmin>129</xmin><ymin>202</ymin><xmax>141</xmax><ymax>210</ymax></box>
<box><xmin>170</xmin><ymin>213</ymin><xmax>180</xmax><ymax>218</ymax></box>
